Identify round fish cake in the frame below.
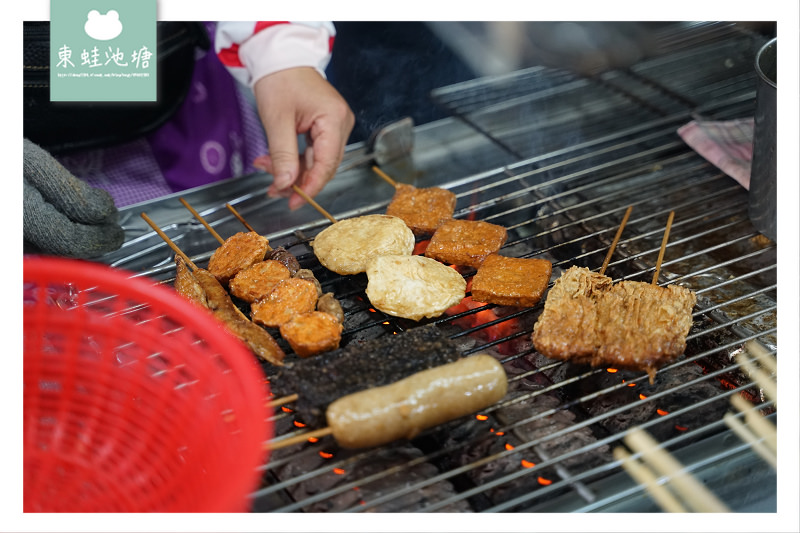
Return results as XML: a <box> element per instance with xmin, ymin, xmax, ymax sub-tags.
<box><xmin>207</xmin><ymin>231</ymin><xmax>270</xmax><ymax>285</ymax></box>
<box><xmin>312</xmin><ymin>215</ymin><xmax>415</xmax><ymax>275</ymax></box>
<box><xmin>229</xmin><ymin>260</ymin><xmax>291</xmax><ymax>303</ymax></box>
<box><xmin>365</xmin><ymin>254</ymin><xmax>467</xmax><ymax>321</ymax></box>
<box><xmin>251</xmin><ymin>278</ymin><xmax>319</xmax><ymax>328</ymax></box>
<box><xmin>279</xmin><ymin>311</ymin><xmax>343</xmax><ymax>358</ymax></box>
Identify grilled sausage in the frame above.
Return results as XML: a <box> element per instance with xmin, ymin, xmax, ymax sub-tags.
<box><xmin>325</xmin><ymin>355</ymin><xmax>507</xmax><ymax>448</ymax></box>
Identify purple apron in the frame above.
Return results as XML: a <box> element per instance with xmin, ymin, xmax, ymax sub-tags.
<box><xmin>57</xmin><ymin>22</ymin><xmax>268</xmax><ymax>207</ymax></box>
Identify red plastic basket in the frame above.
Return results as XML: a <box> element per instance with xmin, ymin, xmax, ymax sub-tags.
<box><xmin>23</xmin><ymin>256</ymin><xmax>272</xmax><ymax>512</ymax></box>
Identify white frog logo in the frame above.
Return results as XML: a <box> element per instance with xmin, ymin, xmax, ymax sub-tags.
<box><xmin>84</xmin><ymin>10</ymin><xmax>123</xmax><ymax>41</ymax></box>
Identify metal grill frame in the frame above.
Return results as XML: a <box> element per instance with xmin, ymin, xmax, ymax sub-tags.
<box><xmin>95</xmin><ymin>22</ymin><xmax>782</xmax><ymax>514</ymax></box>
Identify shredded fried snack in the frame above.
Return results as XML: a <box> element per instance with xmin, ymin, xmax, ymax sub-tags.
<box><xmin>532</xmin><ymin>266</ymin><xmax>696</xmax><ymax>381</ymax></box>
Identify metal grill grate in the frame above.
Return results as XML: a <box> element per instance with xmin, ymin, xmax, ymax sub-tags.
<box><xmin>101</xmin><ymin>22</ymin><xmax>777</xmax><ymax>512</ymax></box>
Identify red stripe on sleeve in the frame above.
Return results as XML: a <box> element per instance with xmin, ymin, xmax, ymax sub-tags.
<box><xmin>217</xmin><ymin>44</ymin><xmax>243</xmax><ymax>67</ymax></box>
<box><xmin>254</xmin><ymin>21</ymin><xmax>289</xmax><ymax>33</ymax></box>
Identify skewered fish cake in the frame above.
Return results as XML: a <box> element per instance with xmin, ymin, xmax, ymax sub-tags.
<box><xmin>365</xmin><ymin>254</ymin><xmax>467</xmax><ymax>321</ymax></box>
<box><xmin>424</xmin><ymin>219</ymin><xmax>508</xmax><ymax>269</ymax></box>
<box><xmin>279</xmin><ymin>311</ymin><xmax>343</xmax><ymax>358</ymax></box>
<box><xmin>207</xmin><ymin>231</ymin><xmax>270</xmax><ymax>285</ymax></box>
<box><xmin>385</xmin><ymin>183</ymin><xmax>457</xmax><ymax>236</ymax></box>
<box><xmin>312</xmin><ymin>214</ymin><xmax>415</xmax><ymax>275</ymax></box>
<box><xmin>470</xmin><ymin>254</ymin><xmax>553</xmax><ymax>307</ymax></box>
<box><xmin>229</xmin><ymin>259</ymin><xmax>291</xmax><ymax>303</ymax></box>
<box><xmin>251</xmin><ymin>278</ymin><xmax>319</xmax><ymax>328</ymax></box>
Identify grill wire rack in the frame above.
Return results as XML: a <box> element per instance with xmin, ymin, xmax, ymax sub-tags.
<box><xmin>94</xmin><ymin>22</ymin><xmax>782</xmax><ymax>515</ymax></box>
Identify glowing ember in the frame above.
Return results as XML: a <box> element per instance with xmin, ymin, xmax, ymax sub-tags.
<box><xmin>333</xmin><ymin>468</ymin><xmax>346</xmax><ymax>475</ymax></box>
<box><xmin>475</xmin><ymin>414</ymin><xmax>489</xmax><ymax>421</ymax></box>
<box><xmin>675</xmin><ymin>425</ymin><xmax>689</xmax><ymax>431</ymax></box>
<box><xmin>307</xmin><ymin>437</ymin><xmax>319</xmax><ymax>443</ymax></box>
<box><xmin>444</xmin><ymin>293</ymin><xmax>520</xmax><ymax>355</ymax></box>
<box><xmin>293</xmin><ymin>420</ymin><xmax>306</xmax><ymax>428</ymax></box>
<box><xmin>537</xmin><ymin>476</ymin><xmax>553</xmax><ymax>486</ymax></box>
<box><xmin>281</xmin><ymin>406</ymin><xmax>293</xmax><ymax>413</ymax></box>
<box><xmin>521</xmin><ymin>459</ymin><xmax>535</xmax><ymax>468</ymax></box>
<box><xmin>319</xmin><ymin>451</ymin><xmax>334</xmax><ymax>459</ymax></box>
<box><xmin>639</xmin><ymin>393</ymin><xmax>648</xmax><ymax>400</ymax></box>
<box><xmin>657</xmin><ymin>409</ymin><xmax>669</xmax><ymax>416</ymax></box>
<box><xmin>505</xmin><ymin>443</ymin><xmax>515</xmax><ymax>451</ymax></box>
<box><xmin>607</xmin><ymin>368</ymin><xmax>618</xmax><ymax>373</ymax></box>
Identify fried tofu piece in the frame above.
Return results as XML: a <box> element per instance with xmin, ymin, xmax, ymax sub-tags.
<box><xmin>251</xmin><ymin>278</ymin><xmax>319</xmax><ymax>328</ymax></box>
<box><xmin>424</xmin><ymin>219</ymin><xmax>508</xmax><ymax>269</ymax></box>
<box><xmin>470</xmin><ymin>254</ymin><xmax>553</xmax><ymax>307</ymax></box>
<box><xmin>279</xmin><ymin>311</ymin><xmax>344</xmax><ymax>358</ymax></box>
<box><xmin>365</xmin><ymin>254</ymin><xmax>467</xmax><ymax>321</ymax></box>
<box><xmin>207</xmin><ymin>231</ymin><xmax>270</xmax><ymax>286</ymax></box>
<box><xmin>229</xmin><ymin>260</ymin><xmax>291</xmax><ymax>303</ymax></box>
<box><xmin>385</xmin><ymin>184</ymin><xmax>457</xmax><ymax>236</ymax></box>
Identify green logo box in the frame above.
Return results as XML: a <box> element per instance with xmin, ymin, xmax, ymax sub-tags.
<box><xmin>50</xmin><ymin>0</ymin><xmax>157</xmax><ymax>102</ymax></box>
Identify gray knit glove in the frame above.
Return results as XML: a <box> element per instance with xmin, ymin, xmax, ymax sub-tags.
<box><xmin>23</xmin><ymin>139</ymin><xmax>124</xmax><ymax>258</ymax></box>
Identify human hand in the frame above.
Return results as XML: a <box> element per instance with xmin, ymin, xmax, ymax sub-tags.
<box><xmin>23</xmin><ymin>139</ymin><xmax>124</xmax><ymax>258</ymax></box>
<box><xmin>251</xmin><ymin>67</ymin><xmax>354</xmax><ymax>210</ymax></box>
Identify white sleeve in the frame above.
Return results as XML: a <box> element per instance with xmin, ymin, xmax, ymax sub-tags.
<box><xmin>215</xmin><ymin>22</ymin><xmax>336</xmax><ymax>87</ymax></box>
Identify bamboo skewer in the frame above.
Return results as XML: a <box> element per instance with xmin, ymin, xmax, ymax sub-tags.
<box><xmin>179</xmin><ymin>197</ymin><xmax>225</xmax><ymax>244</ymax></box>
<box><xmin>613</xmin><ymin>447</ymin><xmax>688</xmax><ymax>512</ymax></box>
<box><xmin>141</xmin><ymin>213</ymin><xmax>198</xmax><ymax>271</ymax></box>
<box><xmin>600</xmin><ymin>206</ymin><xmax>633</xmax><ymax>276</ymax></box>
<box><xmin>266</xmin><ymin>426</ymin><xmax>334</xmax><ymax>451</ymax></box>
<box><xmin>652</xmin><ymin>211</ymin><xmax>675</xmax><ymax>285</ymax></box>
<box><xmin>267</xmin><ymin>393</ymin><xmax>299</xmax><ymax>409</ymax></box>
<box><xmin>292</xmin><ymin>185</ymin><xmax>338</xmax><ymax>224</ymax></box>
<box><xmin>225</xmin><ymin>203</ymin><xmax>257</xmax><ymax>232</ymax></box>
<box><xmin>372</xmin><ymin>165</ymin><xmax>398</xmax><ymax>188</ymax></box>
<box><xmin>617</xmin><ymin>426</ymin><xmax>730</xmax><ymax>512</ymax></box>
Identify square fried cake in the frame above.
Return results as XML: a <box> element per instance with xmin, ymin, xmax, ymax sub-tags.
<box><xmin>471</xmin><ymin>254</ymin><xmax>553</xmax><ymax>307</ymax></box>
<box><xmin>385</xmin><ymin>184</ymin><xmax>457</xmax><ymax>236</ymax></box>
<box><xmin>424</xmin><ymin>219</ymin><xmax>508</xmax><ymax>269</ymax></box>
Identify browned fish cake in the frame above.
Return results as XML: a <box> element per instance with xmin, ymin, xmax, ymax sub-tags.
<box><xmin>250</xmin><ymin>278</ymin><xmax>319</xmax><ymax>328</ymax></box>
<box><xmin>207</xmin><ymin>231</ymin><xmax>270</xmax><ymax>286</ymax></box>
<box><xmin>470</xmin><ymin>254</ymin><xmax>553</xmax><ymax>307</ymax></box>
<box><xmin>229</xmin><ymin>260</ymin><xmax>291</xmax><ymax>303</ymax></box>
<box><xmin>385</xmin><ymin>183</ymin><xmax>457</xmax><ymax>236</ymax></box>
<box><xmin>279</xmin><ymin>311</ymin><xmax>343</xmax><ymax>358</ymax></box>
<box><xmin>424</xmin><ymin>219</ymin><xmax>508</xmax><ymax>269</ymax></box>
